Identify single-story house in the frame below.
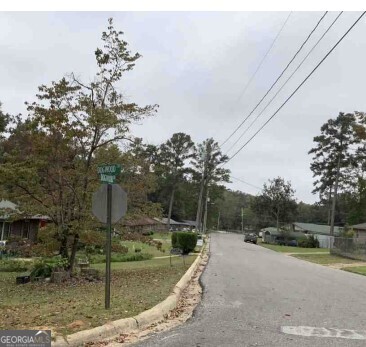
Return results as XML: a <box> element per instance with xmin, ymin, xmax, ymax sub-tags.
<box><xmin>154</xmin><ymin>218</ymin><xmax>191</xmax><ymax>231</ymax></box>
<box><xmin>122</xmin><ymin>216</ymin><xmax>166</xmax><ymax>233</ymax></box>
<box><xmin>292</xmin><ymin>222</ymin><xmax>343</xmax><ymax>248</ymax></box>
<box><xmin>261</xmin><ymin>227</ymin><xmax>305</xmax><ymax>244</ymax></box>
<box><xmin>182</xmin><ymin>220</ymin><xmax>197</xmax><ymax>231</ymax></box>
<box><xmin>0</xmin><ymin>200</ymin><xmax>50</xmax><ymax>242</ymax></box>
<box><xmin>351</xmin><ymin>223</ymin><xmax>366</xmax><ymax>239</ymax></box>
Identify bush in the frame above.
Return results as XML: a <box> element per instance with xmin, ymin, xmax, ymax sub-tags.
<box><xmin>30</xmin><ymin>261</ymin><xmax>53</xmax><ymax>279</ymax></box>
<box><xmin>30</xmin><ymin>257</ymin><xmax>69</xmax><ymax>280</ymax></box>
<box><xmin>297</xmin><ymin>235</ymin><xmax>319</xmax><ymax>248</ymax></box>
<box><xmin>171</xmin><ymin>232</ymin><xmax>178</xmax><ymax>248</ymax></box>
<box><xmin>172</xmin><ymin>232</ymin><xmax>198</xmax><ymax>255</ymax></box>
<box><xmin>142</xmin><ymin>231</ymin><xmax>154</xmax><ymax>236</ymax></box>
<box><xmin>0</xmin><ymin>259</ymin><xmax>30</xmax><ymax>272</ymax></box>
<box><xmin>111</xmin><ymin>243</ymin><xmax>128</xmax><ymax>254</ymax></box>
<box><xmin>89</xmin><ymin>252</ymin><xmax>153</xmax><ymax>264</ymax></box>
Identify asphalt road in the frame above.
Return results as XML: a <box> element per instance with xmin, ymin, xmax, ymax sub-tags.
<box><xmin>134</xmin><ymin>232</ymin><xmax>366</xmax><ymax>347</ymax></box>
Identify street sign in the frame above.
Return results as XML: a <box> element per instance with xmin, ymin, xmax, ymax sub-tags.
<box><xmin>97</xmin><ymin>164</ymin><xmax>121</xmax><ymax>184</ymax></box>
<box><xmin>92</xmin><ymin>184</ymin><xmax>127</xmax><ymax>224</ymax></box>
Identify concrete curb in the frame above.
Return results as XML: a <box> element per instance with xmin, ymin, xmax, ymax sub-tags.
<box><xmin>53</xmin><ymin>237</ymin><xmax>209</xmax><ymax>346</ymax></box>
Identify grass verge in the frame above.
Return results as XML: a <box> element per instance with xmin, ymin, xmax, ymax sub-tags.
<box><xmin>342</xmin><ymin>266</ymin><xmax>366</xmax><ymax>276</ymax></box>
<box><xmin>291</xmin><ymin>253</ymin><xmax>359</xmax><ymax>265</ymax></box>
<box><xmin>0</xmin><ymin>255</ymin><xmax>196</xmax><ymax>335</ymax></box>
<box><xmin>258</xmin><ymin>241</ymin><xmax>329</xmax><ymax>254</ymax></box>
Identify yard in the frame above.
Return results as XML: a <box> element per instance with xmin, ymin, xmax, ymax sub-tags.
<box><xmin>342</xmin><ymin>266</ymin><xmax>366</xmax><ymax>276</ymax></box>
<box><xmin>258</xmin><ymin>240</ymin><xmax>329</xmax><ymax>254</ymax></box>
<box><xmin>0</xmin><ymin>255</ymin><xmax>196</xmax><ymax>336</ymax></box>
<box><xmin>291</xmin><ymin>253</ymin><xmax>359</xmax><ymax>265</ymax></box>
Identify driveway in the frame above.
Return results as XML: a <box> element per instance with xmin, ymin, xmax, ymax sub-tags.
<box><xmin>133</xmin><ymin>232</ymin><xmax>366</xmax><ymax>346</ymax></box>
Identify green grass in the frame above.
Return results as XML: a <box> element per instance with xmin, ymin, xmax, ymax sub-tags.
<box><xmin>0</xmin><ymin>255</ymin><xmax>196</xmax><ymax>335</ymax></box>
<box><xmin>342</xmin><ymin>266</ymin><xmax>366</xmax><ymax>276</ymax></box>
<box><xmin>258</xmin><ymin>241</ymin><xmax>329</xmax><ymax>254</ymax></box>
<box><xmin>292</xmin><ymin>253</ymin><xmax>359</xmax><ymax>265</ymax></box>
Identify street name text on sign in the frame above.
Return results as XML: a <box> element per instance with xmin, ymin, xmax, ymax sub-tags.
<box><xmin>97</xmin><ymin>164</ymin><xmax>121</xmax><ymax>184</ymax></box>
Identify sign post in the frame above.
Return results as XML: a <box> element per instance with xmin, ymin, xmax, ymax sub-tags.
<box><xmin>92</xmin><ymin>164</ymin><xmax>127</xmax><ymax>310</ymax></box>
<box><xmin>105</xmin><ymin>183</ymin><xmax>112</xmax><ymax>309</ymax></box>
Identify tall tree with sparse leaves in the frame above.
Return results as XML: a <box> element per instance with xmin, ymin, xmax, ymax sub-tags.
<box><xmin>0</xmin><ymin>19</ymin><xmax>158</xmax><ymax>272</ymax></box>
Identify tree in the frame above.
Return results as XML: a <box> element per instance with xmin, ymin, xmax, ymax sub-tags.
<box><xmin>309</xmin><ymin>112</ymin><xmax>358</xmax><ymax>234</ymax></box>
<box><xmin>252</xmin><ymin>177</ymin><xmax>297</xmax><ymax>232</ymax></box>
<box><xmin>156</xmin><ymin>133</ymin><xmax>195</xmax><ymax>229</ymax></box>
<box><xmin>0</xmin><ymin>19</ymin><xmax>157</xmax><ymax>272</ymax></box>
<box><xmin>192</xmin><ymin>138</ymin><xmax>230</xmax><ymax>231</ymax></box>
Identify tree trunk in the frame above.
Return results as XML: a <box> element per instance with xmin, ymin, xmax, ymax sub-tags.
<box><xmin>330</xmin><ymin>155</ymin><xmax>342</xmax><ymax>236</ymax></box>
<box><xmin>327</xmin><ymin>187</ymin><xmax>332</xmax><ymax>225</ymax></box>
<box><xmin>167</xmin><ymin>187</ymin><xmax>175</xmax><ymax>230</ymax></box>
<box><xmin>58</xmin><ymin>227</ymin><xmax>69</xmax><ymax>259</ymax></box>
<box><xmin>69</xmin><ymin>233</ymin><xmax>79</xmax><ymax>274</ymax></box>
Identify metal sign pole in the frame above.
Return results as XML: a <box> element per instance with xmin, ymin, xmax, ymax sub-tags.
<box><xmin>105</xmin><ymin>183</ymin><xmax>112</xmax><ymax>309</ymax></box>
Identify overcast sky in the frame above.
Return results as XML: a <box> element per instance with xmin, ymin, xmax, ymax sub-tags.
<box><xmin>1</xmin><ymin>11</ymin><xmax>365</xmax><ymax>203</ymax></box>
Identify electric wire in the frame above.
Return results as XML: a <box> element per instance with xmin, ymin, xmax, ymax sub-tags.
<box><xmin>224</xmin><ymin>11</ymin><xmax>366</xmax><ymax>165</ymax></box>
<box><xmin>231</xmin><ymin>176</ymin><xmax>262</xmax><ymax>190</ymax></box>
<box><xmin>220</xmin><ymin>11</ymin><xmax>328</xmax><ymax>147</ymax></box>
<box><xmin>225</xmin><ymin>11</ymin><xmax>343</xmax><ymax>155</ymax></box>
<box><xmin>232</xmin><ymin>12</ymin><xmax>293</xmax><ymax>106</ymax></box>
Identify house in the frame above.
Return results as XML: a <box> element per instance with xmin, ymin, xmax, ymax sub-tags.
<box><xmin>292</xmin><ymin>222</ymin><xmax>343</xmax><ymax>248</ymax></box>
<box><xmin>0</xmin><ymin>200</ymin><xmax>50</xmax><ymax>242</ymax></box>
<box><xmin>261</xmin><ymin>227</ymin><xmax>305</xmax><ymax>244</ymax></box>
<box><xmin>153</xmin><ymin>218</ymin><xmax>191</xmax><ymax>231</ymax></box>
<box><xmin>350</xmin><ymin>223</ymin><xmax>366</xmax><ymax>239</ymax></box>
<box><xmin>122</xmin><ymin>216</ymin><xmax>166</xmax><ymax>233</ymax></box>
<box><xmin>182</xmin><ymin>220</ymin><xmax>197</xmax><ymax>231</ymax></box>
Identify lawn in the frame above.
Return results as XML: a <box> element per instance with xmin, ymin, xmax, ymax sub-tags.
<box><xmin>291</xmin><ymin>253</ymin><xmax>359</xmax><ymax>265</ymax></box>
<box><xmin>258</xmin><ymin>241</ymin><xmax>329</xmax><ymax>254</ymax></box>
<box><xmin>0</xmin><ymin>255</ymin><xmax>196</xmax><ymax>336</ymax></box>
<box><xmin>342</xmin><ymin>266</ymin><xmax>366</xmax><ymax>276</ymax></box>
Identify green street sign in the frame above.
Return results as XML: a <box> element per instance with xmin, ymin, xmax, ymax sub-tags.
<box><xmin>98</xmin><ymin>164</ymin><xmax>121</xmax><ymax>184</ymax></box>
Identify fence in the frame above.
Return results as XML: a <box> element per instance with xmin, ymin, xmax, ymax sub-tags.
<box><xmin>331</xmin><ymin>237</ymin><xmax>366</xmax><ymax>261</ymax></box>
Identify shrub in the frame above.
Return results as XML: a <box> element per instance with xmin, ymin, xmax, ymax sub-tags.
<box><xmin>0</xmin><ymin>259</ymin><xmax>30</xmax><ymax>272</ymax></box>
<box><xmin>111</xmin><ymin>243</ymin><xmax>128</xmax><ymax>254</ymax></box>
<box><xmin>171</xmin><ymin>232</ymin><xmax>178</xmax><ymax>248</ymax></box>
<box><xmin>30</xmin><ymin>261</ymin><xmax>53</xmax><ymax>279</ymax></box>
<box><xmin>173</xmin><ymin>232</ymin><xmax>198</xmax><ymax>254</ymax></box>
<box><xmin>89</xmin><ymin>252</ymin><xmax>153</xmax><ymax>263</ymax></box>
<box><xmin>297</xmin><ymin>235</ymin><xmax>319</xmax><ymax>248</ymax></box>
<box><xmin>30</xmin><ymin>257</ymin><xmax>69</xmax><ymax>279</ymax></box>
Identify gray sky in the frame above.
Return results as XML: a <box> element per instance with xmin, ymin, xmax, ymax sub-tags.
<box><xmin>1</xmin><ymin>11</ymin><xmax>365</xmax><ymax>203</ymax></box>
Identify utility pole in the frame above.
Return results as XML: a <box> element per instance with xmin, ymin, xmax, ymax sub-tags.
<box><xmin>241</xmin><ymin>207</ymin><xmax>244</xmax><ymax>233</ymax></box>
<box><xmin>196</xmin><ymin>146</ymin><xmax>210</xmax><ymax>232</ymax></box>
<box><xmin>203</xmin><ymin>187</ymin><xmax>210</xmax><ymax>234</ymax></box>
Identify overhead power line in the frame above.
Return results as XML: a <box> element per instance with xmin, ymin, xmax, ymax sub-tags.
<box><xmin>220</xmin><ymin>11</ymin><xmax>328</xmax><ymax>148</ymax></box>
<box><xmin>231</xmin><ymin>176</ymin><xmax>262</xmax><ymax>190</ymax></box>
<box><xmin>224</xmin><ymin>11</ymin><xmax>366</xmax><ymax>165</ymax></box>
<box><xmin>232</xmin><ymin>12</ymin><xmax>292</xmax><ymax>105</ymax></box>
<box><xmin>225</xmin><ymin>11</ymin><xmax>343</xmax><ymax>155</ymax></box>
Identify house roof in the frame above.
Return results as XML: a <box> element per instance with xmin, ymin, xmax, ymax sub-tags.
<box><xmin>262</xmin><ymin>227</ymin><xmax>305</xmax><ymax>238</ymax></box>
<box><xmin>351</xmin><ymin>223</ymin><xmax>366</xmax><ymax>230</ymax></box>
<box><xmin>182</xmin><ymin>220</ymin><xmax>197</xmax><ymax>227</ymax></box>
<box><xmin>293</xmin><ymin>222</ymin><xmax>343</xmax><ymax>235</ymax></box>
<box><xmin>123</xmin><ymin>216</ymin><xmax>161</xmax><ymax>227</ymax></box>
<box><xmin>0</xmin><ymin>200</ymin><xmax>50</xmax><ymax>221</ymax></box>
<box><xmin>154</xmin><ymin>218</ymin><xmax>190</xmax><ymax>226</ymax></box>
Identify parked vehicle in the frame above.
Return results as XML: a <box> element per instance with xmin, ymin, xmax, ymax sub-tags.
<box><xmin>275</xmin><ymin>237</ymin><xmax>297</xmax><ymax>247</ymax></box>
<box><xmin>244</xmin><ymin>233</ymin><xmax>257</xmax><ymax>244</ymax></box>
